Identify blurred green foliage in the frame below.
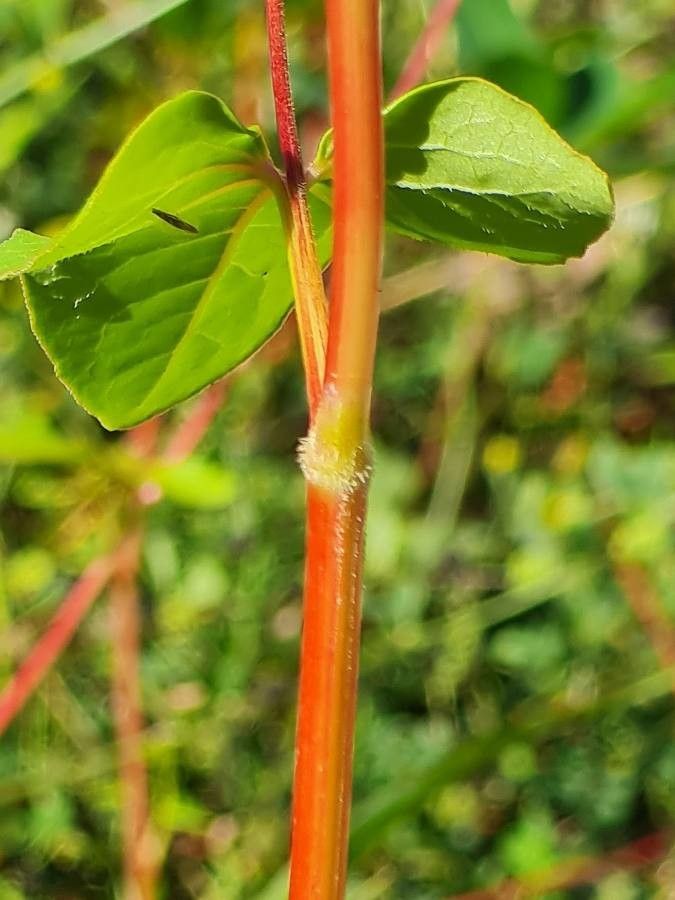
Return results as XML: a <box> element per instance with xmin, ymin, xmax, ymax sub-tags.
<box><xmin>0</xmin><ymin>0</ymin><xmax>674</xmax><ymax>897</ymax></box>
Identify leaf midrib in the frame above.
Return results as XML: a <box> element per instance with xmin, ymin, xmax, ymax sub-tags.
<box><xmin>137</xmin><ymin>185</ymin><xmax>273</xmax><ymax>416</ymax></box>
<box><xmin>34</xmin><ymin>161</ymin><xmax>258</xmax><ymax>271</ymax></box>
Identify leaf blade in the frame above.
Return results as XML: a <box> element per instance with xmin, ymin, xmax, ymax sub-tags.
<box><xmin>0</xmin><ymin>229</ymin><xmax>52</xmax><ymax>280</ymax></box>
<box><xmin>383</xmin><ymin>78</ymin><xmax>614</xmax><ymax>263</ymax></box>
<box><xmin>149</xmin><ymin>457</ymin><xmax>235</xmax><ymax>509</ymax></box>
<box><xmin>0</xmin><ymin>411</ymin><xmax>87</xmax><ymax>465</ymax></box>
<box><xmin>4</xmin><ymin>91</ymin><xmax>309</xmax><ymax>430</ymax></box>
<box><xmin>314</xmin><ymin>77</ymin><xmax>614</xmax><ymax>265</ymax></box>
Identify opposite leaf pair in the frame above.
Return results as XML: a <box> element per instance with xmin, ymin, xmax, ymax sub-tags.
<box><xmin>0</xmin><ymin>78</ymin><xmax>613</xmax><ymax>430</ymax></box>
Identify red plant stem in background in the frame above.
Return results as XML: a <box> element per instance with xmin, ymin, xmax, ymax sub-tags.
<box><xmin>0</xmin><ymin>553</ymin><xmax>115</xmax><ymax>736</ymax></box>
<box><xmin>265</xmin><ymin>0</ymin><xmax>328</xmax><ymax>416</ymax></box>
<box><xmin>0</xmin><ymin>377</ymin><xmax>227</xmax><ymax>900</ymax></box>
<box><xmin>449</xmin><ymin>830</ymin><xmax>669</xmax><ymax>899</ymax></box>
<box><xmin>0</xmin><ymin>386</ymin><xmax>230</xmax><ymax>739</ymax></box>
<box><xmin>114</xmin><ymin>424</ymin><xmax>161</xmax><ymax>900</ymax></box>
<box><xmin>125</xmin><ymin>416</ymin><xmax>163</xmax><ymax>458</ymax></box>
<box><xmin>390</xmin><ymin>0</ymin><xmax>462</xmax><ymax>100</ymax></box>
<box><xmin>110</xmin><ymin>528</ymin><xmax>158</xmax><ymax>900</ymax></box>
<box><xmin>615</xmin><ymin>563</ymin><xmax>675</xmax><ymax>692</ymax></box>
<box><xmin>288</xmin><ymin>0</ymin><xmax>384</xmax><ymax>895</ymax></box>
<box><xmin>163</xmin><ymin>380</ymin><xmax>228</xmax><ymax>462</ymax></box>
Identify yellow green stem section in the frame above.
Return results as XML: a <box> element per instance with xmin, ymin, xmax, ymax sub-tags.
<box><xmin>285</xmin><ymin>191</ymin><xmax>328</xmax><ymax>416</ymax></box>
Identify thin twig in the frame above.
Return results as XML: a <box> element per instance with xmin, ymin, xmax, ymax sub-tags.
<box><xmin>111</xmin><ymin>419</ymin><xmax>162</xmax><ymax>900</ymax></box>
<box><xmin>380</xmin><ymin>255</ymin><xmax>464</xmax><ymax>311</ymax></box>
<box><xmin>265</xmin><ymin>0</ymin><xmax>307</xmax><ymax>196</ymax></box>
<box><xmin>163</xmin><ymin>380</ymin><xmax>228</xmax><ymax>463</ymax></box>
<box><xmin>0</xmin><ymin>384</ymin><xmax>230</xmax><ymax>737</ymax></box>
<box><xmin>0</xmin><ymin>366</ymin><xmax>228</xmax><ymax>898</ymax></box>
<box><xmin>448</xmin><ymin>831</ymin><xmax>669</xmax><ymax>899</ymax></box>
<box><xmin>0</xmin><ymin>553</ymin><xmax>115</xmax><ymax>736</ymax></box>
<box><xmin>125</xmin><ymin>417</ymin><xmax>163</xmax><ymax>458</ymax></box>
<box><xmin>390</xmin><ymin>0</ymin><xmax>462</xmax><ymax>100</ymax></box>
<box><xmin>615</xmin><ymin>563</ymin><xmax>675</xmax><ymax>693</ymax></box>
<box><xmin>110</xmin><ymin>527</ymin><xmax>159</xmax><ymax>900</ymax></box>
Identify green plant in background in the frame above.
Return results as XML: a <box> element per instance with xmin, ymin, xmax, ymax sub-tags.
<box><xmin>0</xmin><ymin>1</ymin><xmax>674</xmax><ymax>898</ymax></box>
<box><xmin>0</xmin><ymin>0</ymin><xmax>613</xmax><ymax>894</ymax></box>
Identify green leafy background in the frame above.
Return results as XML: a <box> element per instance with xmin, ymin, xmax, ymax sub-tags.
<box><xmin>0</xmin><ymin>1</ymin><xmax>674</xmax><ymax>898</ymax></box>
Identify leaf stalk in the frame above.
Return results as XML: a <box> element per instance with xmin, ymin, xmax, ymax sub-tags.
<box><xmin>265</xmin><ymin>0</ymin><xmax>328</xmax><ymax>416</ymax></box>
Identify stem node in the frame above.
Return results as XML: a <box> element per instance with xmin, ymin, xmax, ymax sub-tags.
<box><xmin>298</xmin><ymin>387</ymin><xmax>373</xmax><ymax>496</ymax></box>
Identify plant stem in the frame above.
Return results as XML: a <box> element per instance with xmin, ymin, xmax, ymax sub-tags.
<box><xmin>289</xmin><ymin>0</ymin><xmax>383</xmax><ymax>896</ymax></box>
<box><xmin>265</xmin><ymin>0</ymin><xmax>328</xmax><ymax>416</ymax></box>
<box><xmin>163</xmin><ymin>380</ymin><xmax>228</xmax><ymax>462</ymax></box>
<box><xmin>110</xmin><ymin>526</ymin><xmax>158</xmax><ymax>900</ymax></box>
<box><xmin>289</xmin><ymin>482</ymin><xmax>368</xmax><ymax>899</ymax></box>
<box><xmin>449</xmin><ymin>831</ymin><xmax>669</xmax><ymax>899</ymax></box>
<box><xmin>125</xmin><ymin>417</ymin><xmax>163</xmax><ymax>458</ymax></box>
<box><xmin>322</xmin><ymin>0</ymin><xmax>384</xmax><ymax>430</ymax></box>
<box><xmin>390</xmin><ymin>0</ymin><xmax>462</xmax><ymax>100</ymax></box>
<box><xmin>615</xmin><ymin>562</ymin><xmax>675</xmax><ymax>693</ymax></box>
<box><xmin>0</xmin><ymin>390</ymin><xmax>229</xmax><ymax>740</ymax></box>
<box><xmin>0</xmin><ymin>553</ymin><xmax>115</xmax><ymax>736</ymax></box>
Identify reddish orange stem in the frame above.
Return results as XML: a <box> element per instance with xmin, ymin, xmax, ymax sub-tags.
<box><xmin>322</xmin><ymin>0</ymin><xmax>383</xmax><ymax>420</ymax></box>
<box><xmin>0</xmin><ymin>553</ymin><xmax>115</xmax><ymax>736</ymax></box>
<box><xmin>289</xmin><ymin>483</ymin><xmax>367</xmax><ymax>899</ymax></box>
<box><xmin>288</xmin><ymin>0</ymin><xmax>383</xmax><ymax>897</ymax></box>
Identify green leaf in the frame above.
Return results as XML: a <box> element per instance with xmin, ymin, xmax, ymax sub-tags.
<box><xmin>315</xmin><ymin>77</ymin><xmax>613</xmax><ymax>264</ymax></box>
<box><xmin>383</xmin><ymin>78</ymin><xmax>613</xmax><ymax>264</ymax></box>
<box><xmin>0</xmin><ymin>229</ymin><xmax>52</xmax><ymax>280</ymax></box>
<box><xmin>499</xmin><ymin>809</ymin><xmax>559</xmax><ymax>876</ymax></box>
<box><xmin>4</xmin><ymin>91</ymin><xmax>313</xmax><ymax>430</ymax></box>
<box><xmin>0</xmin><ymin>411</ymin><xmax>86</xmax><ymax>466</ymax></box>
<box><xmin>570</xmin><ymin>62</ymin><xmax>675</xmax><ymax>151</ymax></box>
<box><xmin>0</xmin><ymin>81</ymin><xmax>81</xmax><ymax>177</ymax></box>
<box><xmin>0</xmin><ymin>0</ymin><xmax>190</xmax><ymax>108</ymax></box>
<box><xmin>456</xmin><ymin>0</ymin><xmax>566</xmax><ymax>123</ymax></box>
<box><xmin>457</xmin><ymin>0</ymin><xmax>538</xmax><ymax>66</ymax></box>
<box><xmin>149</xmin><ymin>457</ymin><xmax>235</xmax><ymax>509</ymax></box>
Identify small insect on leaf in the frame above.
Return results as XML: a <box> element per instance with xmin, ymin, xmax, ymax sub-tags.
<box><xmin>151</xmin><ymin>208</ymin><xmax>199</xmax><ymax>234</ymax></box>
